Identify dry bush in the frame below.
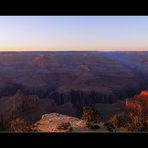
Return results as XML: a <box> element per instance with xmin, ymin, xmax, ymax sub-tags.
<box><xmin>126</xmin><ymin>113</ymin><xmax>147</xmax><ymax>132</ymax></box>
<box><xmin>105</xmin><ymin>114</ymin><xmax>125</xmax><ymax>132</ymax></box>
<box><xmin>81</xmin><ymin>106</ymin><xmax>101</xmax><ymax>124</ymax></box>
<box><xmin>8</xmin><ymin>117</ymin><xmax>32</xmax><ymax>132</ymax></box>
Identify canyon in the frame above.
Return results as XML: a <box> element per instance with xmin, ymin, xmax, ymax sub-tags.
<box><xmin>0</xmin><ymin>51</ymin><xmax>147</xmax><ymax>131</ymax></box>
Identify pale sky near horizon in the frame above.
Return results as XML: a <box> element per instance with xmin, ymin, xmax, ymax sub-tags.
<box><xmin>0</xmin><ymin>16</ymin><xmax>148</xmax><ymax>51</ymax></box>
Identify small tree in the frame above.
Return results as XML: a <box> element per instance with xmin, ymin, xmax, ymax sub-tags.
<box><xmin>106</xmin><ymin>114</ymin><xmax>123</xmax><ymax>132</ymax></box>
<box><xmin>126</xmin><ymin>113</ymin><xmax>147</xmax><ymax>132</ymax></box>
<box><xmin>8</xmin><ymin>117</ymin><xmax>32</xmax><ymax>132</ymax></box>
<box><xmin>81</xmin><ymin>106</ymin><xmax>102</xmax><ymax>124</ymax></box>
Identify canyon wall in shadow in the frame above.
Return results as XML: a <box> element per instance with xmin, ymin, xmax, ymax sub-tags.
<box><xmin>0</xmin><ymin>51</ymin><xmax>147</xmax><ymax>106</ymax></box>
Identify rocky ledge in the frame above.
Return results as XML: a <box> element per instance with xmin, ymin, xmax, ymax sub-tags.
<box><xmin>32</xmin><ymin>113</ymin><xmax>88</xmax><ymax>132</ymax></box>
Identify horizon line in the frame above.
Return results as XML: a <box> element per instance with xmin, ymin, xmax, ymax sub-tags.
<box><xmin>0</xmin><ymin>50</ymin><xmax>148</xmax><ymax>52</ymax></box>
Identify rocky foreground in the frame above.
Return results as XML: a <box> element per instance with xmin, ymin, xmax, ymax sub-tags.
<box><xmin>33</xmin><ymin>113</ymin><xmax>89</xmax><ymax>132</ymax></box>
<box><xmin>32</xmin><ymin>113</ymin><xmax>126</xmax><ymax>132</ymax></box>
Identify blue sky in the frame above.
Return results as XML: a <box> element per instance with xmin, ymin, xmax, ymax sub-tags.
<box><xmin>0</xmin><ymin>16</ymin><xmax>148</xmax><ymax>51</ymax></box>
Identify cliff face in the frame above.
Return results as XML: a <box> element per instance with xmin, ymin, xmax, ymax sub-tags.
<box><xmin>125</xmin><ymin>90</ymin><xmax>148</xmax><ymax>121</ymax></box>
<box><xmin>0</xmin><ymin>51</ymin><xmax>146</xmax><ymax>106</ymax></box>
<box><xmin>49</xmin><ymin>88</ymin><xmax>142</xmax><ymax>106</ymax></box>
<box><xmin>95</xmin><ymin>100</ymin><xmax>125</xmax><ymax>121</ymax></box>
<box><xmin>140</xmin><ymin>90</ymin><xmax>148</xmax><ymax>97</ymax></box>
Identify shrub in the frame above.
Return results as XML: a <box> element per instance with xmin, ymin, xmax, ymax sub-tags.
<box><xmin>81</xmin><ymin>106</ymin><xmax>102</xmax><ymax>124</ymax></box>
<box><xmin>105</xmin><ymin>114</ymin><xmax>124</xmax><ymax>132</ymax></box>
<box><xmin>8</xmin><ymin>117</ymin><xmax>32</xmax><ymax>132</ymax></box>
<box><xmin>126</xmin><ymin>113</ymin><xmax>147</xmax><ymax>132</ymax></box>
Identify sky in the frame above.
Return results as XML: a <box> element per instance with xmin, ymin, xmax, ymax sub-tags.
<box><xmin>0</xmin><ymin>16</ymin><xmax>148</xmax><ymax>51</ymax></box>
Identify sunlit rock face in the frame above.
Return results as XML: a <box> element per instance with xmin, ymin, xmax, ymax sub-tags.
<box><xmin>125</xmin><ymin>90</ymin><xmax>148</xmax><ymax>121</ymax></box>
<box><xmin>140</xmin><ymin>90</ymin><xmax>148</xmax><ymax>97</ymax></box>
<box><xmin>32</xmin><ymin>113</ymin><xmax>88</xmax><ymax>132</ymax></box>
